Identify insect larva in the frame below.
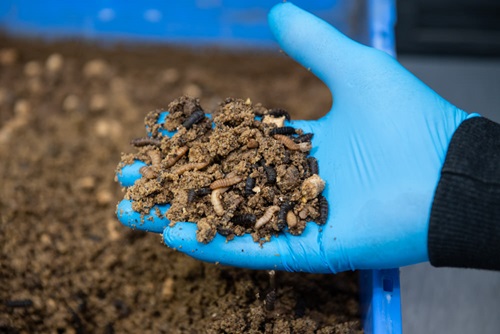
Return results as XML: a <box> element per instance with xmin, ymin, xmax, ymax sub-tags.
<box><xmin>211</xmin><ymin>187</ymin><xmax>229</xmax><ymax>216</ymax></box>
<box><xmin>217</xmin><ymin>226</ymin><xmax>233</xmax><ymax>237</ymax></box>
<box><xmin>174</xmin><ymin>162</ymin><xmax>209</xmax><ymax>174</ymax></box>
<box><xmin>210</xmin><ymin>175</ymin><xmax>243</xmax><ymax>190</ymax></box>
<box><xmin>247</xmin><ymin>139</ymin><xmax>259</xmax><ymax>149</ymax></box>
<box><xmin>244</xmin><ymin>177</ymin><xmax>256</xmax><ymax>196</ymax></box>
<box><xmin>164</xmin><ymin>146</ymin><xmax>189</xmax><ymax>168</ymax></box>
<box><xmin>5</xmin><ymin>299</ymin><xmax>33</xmax><ymax>308</ymax></box>
<box><xmin>264</xmin><ymin>269</ymin><xmax>277</xmax><ymax>311</ymax></box>
<box><xmin>255</xmin><ymin>205</ymin><xmax>280</xmax><ymax>229</ymax></box>
<box><xmin>130</xmin><ymin>137</ymin><xmax>161</xmax><ymax>147</ymax></box>
<box><xmin>301</xmin><ymin>174</ymin><xmax>326</xmax><ymax>200</ymax></box>
<box><xmin>295</xmin><ymin>133</ymin><xmax>314</xmax><ymax>143</ymax></box>
<box><xmin>268</xmin><ymin>108</ymin><xmax>291</xmax><ymax>121</ymax></box>
<box><xmin>263</xmin><ymin>165</ymin><xmax>276</xmax><ymax>184</ymax></box>
<box><xmin>265</xmin><ymin>290</ymin><xmax>276</xmax><ymax>312</ymax></box>
<box><xmin>269</xmin><ymin>126</ymin><xmax>296</xmax><ymax>136</ymax></box>
<box><xmin>307</xmin><ymin>157</ymin><xmax>319</xmax><ymax>175</ymax></box>
<box><xmin>273</xmin><ymin>134</ymin><xmax>311</xmax><ymax>152</ymax></box>
<box><xmin>140</xmin><ymin>166</ymin><xmax>157</xmax><ymax>179</ymax></box>
<box><xmin>187</xmin><ymin>187</ymin><xmax>211</xmax><ymax>203</ymax></box>
<box><xmin>318</xmin><ymin>195</ymin><xmax>329</xmax><ymax>225</ymax></box>
<box><xmin>182</xmin><ymin>110</ymin><xmax>205</xmax><ymax>129</ymax></box>
<box><xmin>231</xmin><ymin>214</ymin><xmax>257</xmax><ymax>227</ymax></box>
<box><xmin>147</xmin><ymin>150</ymin><xmax>162</xmax><ymax>166</ymax></box>
<box><xmin>278</xmin><ymin>202</ymin><xmax>294</xmax><ymax>230</ymax></box>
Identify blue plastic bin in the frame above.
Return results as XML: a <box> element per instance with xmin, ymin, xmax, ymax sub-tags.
<box><xmin>0</xmin><ymin>1</ymin><xmax>401</xmax><ymax>333</ymax></box>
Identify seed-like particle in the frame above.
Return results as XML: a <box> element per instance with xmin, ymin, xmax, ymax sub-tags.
<box><xmin>278</xmin><ymin>202</ymin><xmax>294</xmax><ymax>230</ymax></box>
<box><xmin>210</xmin><ymin>175</ymin><xmax>243</xmax><ymax>190</ymax></box>
<box><xmin>262</xmin><ymin>115</ymin><xmax>285</xmax><ymax>127</ymax></box>
<box><xmin>130</xmin><ymin>137</ymin><xmax>161</xmax><ymax>147</ymax></box>
<box><xmin>182</xmin><ymin>110</ymin><xmax>205</xmax><ymax>129</ymax></box>
<box><xmin>286</xmin><ymin>211</ymin><xmax>298</xmax><ymax>228</ymax></box>
<box><xmin>307</xmin><ymin>157</ymin><xmax>319</xmax><ymax>175</ymax></box>
<box><xmin>255</xmin><ymin>205</ymin><xmax>280</xmax><ymax>229</ymax></box>
<box><xmin>164</xmin><ymin>146</ymin><xmax>189</xmax><ymax>168</ymax></box>
<box><xmin>295</xmin><ymin>133</ymin><xmax>314</xmax><ymax>143</ymax></box>
<box><xmin>245</xmin><ymin>177</ymin><xmax>256</xmax><ymax>196</ymax></box>
<box><xmin>147</xmin><ymin>150</ymin><xmax>162</xmax><ymax>166</ymax></box>
<box><xmin>140</xmin><ymin>166</ymin><xmax>157</xmax><ymax>179</ymax></box>
<box><xmin>173</xmin><ymin>162</ymin><xmax>209</xmax><ymax>174</ymax></box>
<box><xmin>301</xmin><ymin>174</ymin><xmax>326</xmax><ymax>200</ymax></box>
<box><xmin>274</xmin><ymin>134</ymin><xmax>311</xmax><ymax>152</ymax></box>
<box><xmin>269</xmin><ymin>126</ymin><xmax>296</xmax><ymax>136</ymax></box>
<box><xmin>318</xmin><ymin>195</ymin><xmax>329</xmax><ymax>225</ymax></box>
<box><xmin>211</xmin><ymin>187</ymin><xmax>229</xmax><ymax>216</ymax></box>
<box><xmin>269</xmin><ymin>108</ymin><xmax>291</xmax><ymax>121</ymax></box>
<box><xmin>231</xmin><ymin>214</ymin><xmax>257</xmax><ymax>227</ymax></box>
<box><xmin>247</xmin><ymin>139</ymin><xmax>259</xmax><ymax>149</ymax></box>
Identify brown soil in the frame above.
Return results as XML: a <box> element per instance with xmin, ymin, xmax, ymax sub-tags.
<box><xmin>121</xmin><ymin>96</ymin><xmax>326</xmax><ymax>244</ymax></box>
<box><xmin>0</xmin><ymin>36</ymin><xmax>361</xmax><ymax>333</ymax></box>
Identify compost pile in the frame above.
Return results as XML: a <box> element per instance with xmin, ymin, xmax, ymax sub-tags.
<box><xmin>120</xmin><ymin>96</ymin><xmax>327</xmax><ymax>244</ymax></box>
<box><xmin>0</xmin><ymin>36</ymin><xmax>361</xmax><ymax>333</ymax></box>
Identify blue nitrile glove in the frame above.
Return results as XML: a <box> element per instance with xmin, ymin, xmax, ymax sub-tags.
<box><xmin>116</xmin><ymin>3</ymin><xmax>479</xmax><ymax>273</ymax></box>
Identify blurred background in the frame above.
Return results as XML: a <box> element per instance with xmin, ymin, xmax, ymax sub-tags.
<box><xmin>1</xmin><ymin>1</ymin><xmax>499</xmax><ymax>333</ymax></box>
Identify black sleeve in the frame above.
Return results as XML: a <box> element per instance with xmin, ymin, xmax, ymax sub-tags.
<box><xmin>428</xmin><ymin>117</ymin><xmax>500</xmax><ymax>271</ymax></box>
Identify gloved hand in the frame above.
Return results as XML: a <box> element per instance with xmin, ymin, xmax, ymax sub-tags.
<box><xmin>116</xmin><ymin>2</ymin><xmax>478</xmax><ymax>273</ymax></box>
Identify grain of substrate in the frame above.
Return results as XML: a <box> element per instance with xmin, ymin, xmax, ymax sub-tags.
<box><xmin>121</xmin><ymin>96</ymin><xmax>327</xmax><ymax>244</ymax></box>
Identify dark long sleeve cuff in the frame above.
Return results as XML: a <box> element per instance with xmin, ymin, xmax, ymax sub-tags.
<box><xmin>429</xmin><ymin>117</ymin><xmax>500</xmax><ymax>271</ymax></box>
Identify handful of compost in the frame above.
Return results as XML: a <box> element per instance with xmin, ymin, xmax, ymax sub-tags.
<box><xmin>117</xmin><ymin>96</ymin><xmax>327</xmax><ymax>244</ymax></box>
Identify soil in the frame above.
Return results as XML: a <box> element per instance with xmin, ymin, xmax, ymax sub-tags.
<box><xmin>120</xmin><ymin>96</ymin><xmax>326</xmax><ymax>244</ymax></box>
<box><xmin>0</xmin><ymin>35</ymin><xmax>362</xmax><ymax>333</ymax></box>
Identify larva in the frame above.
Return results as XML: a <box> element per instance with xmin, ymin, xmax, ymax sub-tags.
<box><xmin>140</xmin><ymin>166</ymin><xmax>157</xmax><ymax>179</ymax></box>
<box><xmin>130</xmin><ymin>137</ymin><xmax>161</xmax><ymax>147</ymax></box>
<box><xmin>269</xmin><ymin>126</ymin><xmax>296</xmax><ymax>136</ymax></box>
<box><xmin>210</xmin><ymin>175</ymin><xmax>243</xmax><ymax>190</ymax></box>
<box><xmin>307</xmin><ymin>157</ymin><xmax>319</xmax><ymax>175</ymax></box>
<box><xmin>147</xmin><ymin>149</ymin><xmax>162</xmax><ymax>166</ymax></box>
<box><xmin>211</xmin><ymin>187</ymin><xmax>229</xmax><ymax>216</ymax></box>
<box><xmin>164</xmin><ymin>146</ymin><xmax>189</xmax><ymax>168</ymax></box>
<box><xmin>187</xmin><ymin>187</ymin><xmax>211</xmax><ymax>203</ymax></box>
<box><xmin>268</xmin><ymin>108</ymin><xmax>291</xmax><ymax>121</ymax></box>
<box><xmin>231</xmin><ymin>214</ymin><xmax>257</xmax><ymax>227</ymax></box>
<box><xmin>273</xmin><ymin>134</ymin><xmax>311</xmax><ymax>152</ymax></box>
<box><xmin>244</xmin><ymin>177</ymin><xmax>256</xmax><ymax>196</ymax></box>
<box><xmin>278</xmin><ymin>202</ymin><xmax>294</xmax><ymax>230</ymax></box>
<box><xmin>182</xmin><ymin>110</ymin><xmax>205</xmax><ymax>129</ymax></box>
<box><xmin>295</xmin><ymin>133</ymin><xmax>314</xmax><ymax>143</ymax></box>
<box><xmin>255</xmin><ymin>205</ymin><xmax>280</xmax><ymax>229</ymax></box>
<box><xmin>318</xmin><ymin>195</ymin><xmax>329</xmax><ymax>225</ymax></box>
<box><xmin>174</xmin><ymin>162</ymin><xmax>209</xmax><ymax>174</ymax></box>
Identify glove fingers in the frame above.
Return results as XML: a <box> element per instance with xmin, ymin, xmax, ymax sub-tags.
<box><xmin>163</xmin><ymin>222</ymin><xmax>288</xmax><ymax>270</ymax></box>
<box><xmin>116</xmin><ymin>199</ymin><xmax>170</xmax><ymax>233</ymax></box>
<box><xmin>268</xmin><ymin>3</ymin><xmax>370</xmax><ymax>95</ymax></box>
<box><xmin>163</xmin><ymin>221</ymin><xmax>334</xmax><ymax>273</ymax></box>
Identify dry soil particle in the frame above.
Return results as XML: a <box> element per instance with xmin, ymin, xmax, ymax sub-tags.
<box><xmin>120</xmin><ymin>96</ymin><xmax>327</xmax><ymax>244</ymax></box>
<box><xmin>0</xmin><ymin>35</ymin><xmax>361</xmax><ymax>333</ymax></box>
